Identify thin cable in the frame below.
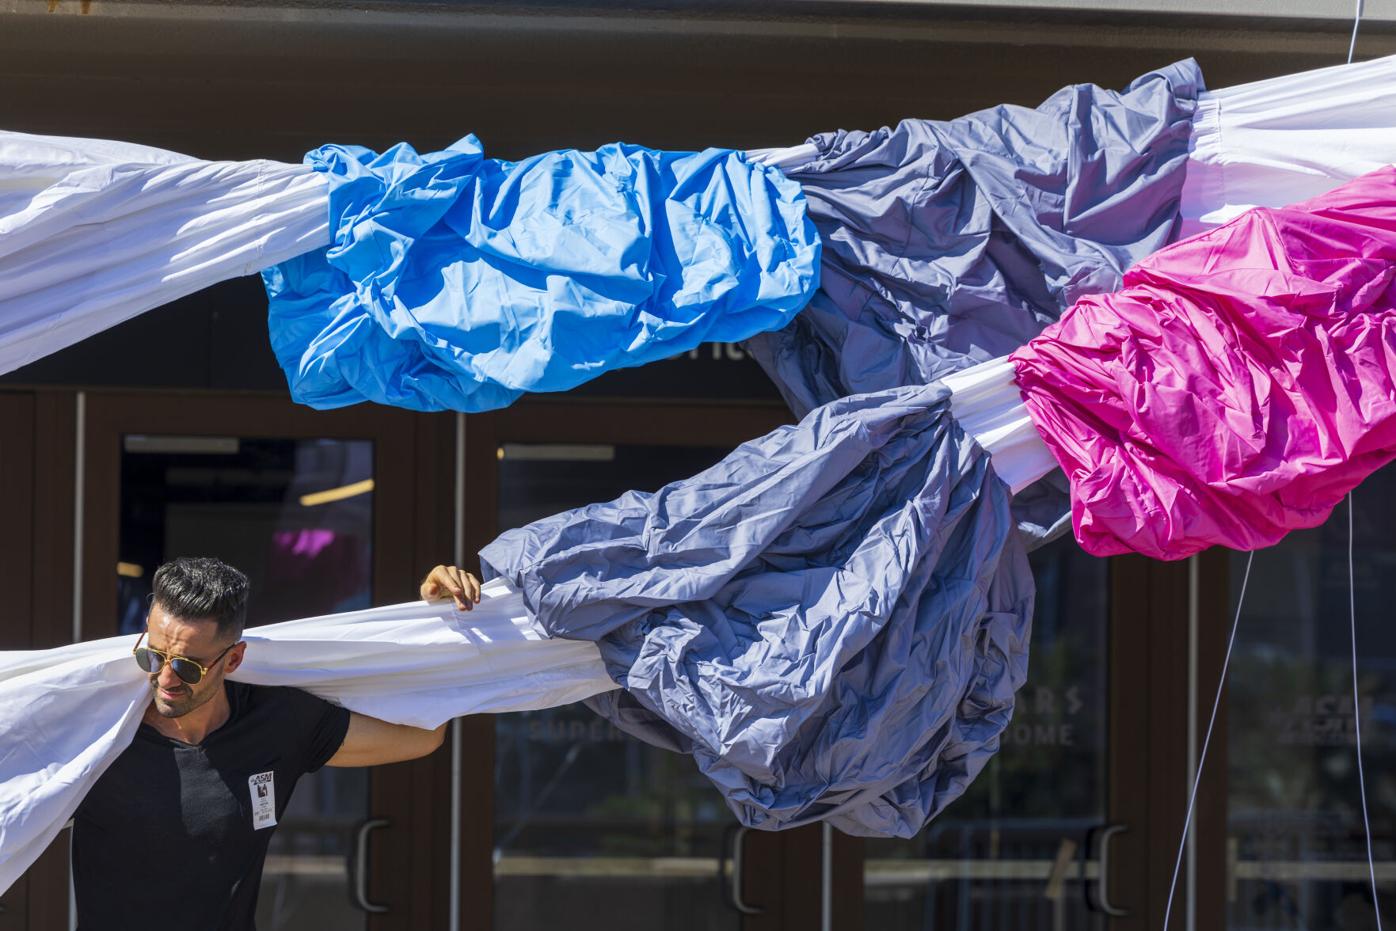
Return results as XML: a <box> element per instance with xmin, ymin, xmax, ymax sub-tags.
<box><xmin>1342</xmin><ymin>11</ymin><xmax>1376</xmax><ymax>925</ymax></box>
<box><xmin>1162</xmin><ymin>551</ymin><xmax>1253</xmax><ymax>931</ymax></box>
<box><xmin>1347</xmin><ymin>0</ymin><xmax>1365</xmax><ymax>64</ymax></box>
<box><xmin>1349</xmin><ymin>494</ymin><xmax>1384</xmax><ymax>929</ymax></box>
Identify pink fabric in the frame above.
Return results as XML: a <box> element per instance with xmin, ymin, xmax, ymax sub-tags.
<box><xmin>1010</xmin><ymin>167</ymin><xmax>1396</xmax><ymax>560</ymax></box>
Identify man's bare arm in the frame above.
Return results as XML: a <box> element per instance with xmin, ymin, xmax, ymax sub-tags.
<box><xmin>327</xmin><ymin>713</ymin><xmax>447</xmax><ymax>767</ymax></box>
<box><xmin>322</xmin><ymin>564</ymin><xmax>481</xmax><ymax>767</ymax></box>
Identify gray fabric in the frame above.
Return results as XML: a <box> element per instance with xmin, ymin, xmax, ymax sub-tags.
<box><xmin>1011</xmin><ymin>472</ymin><xmax>1075</xmax><ymax>550</ymax></box>
<box><xmin>482</xmin><ymin>383</ymin><xmax>1034</xmax><ymax>837</ymax></box>
<box><xmin>744</xmin><ymin>60</ymin><xmax>1203</xmax><ymax>541</ymax></box>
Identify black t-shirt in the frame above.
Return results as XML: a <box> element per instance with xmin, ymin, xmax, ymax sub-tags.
<box><xmin>73</xmin><ymin>682</ymin><xmax>351</xmax><ymax>931</ymax></box>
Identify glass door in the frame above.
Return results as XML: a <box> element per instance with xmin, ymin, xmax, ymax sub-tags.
<box><xmin>463</xmin><ymin>399</ymin><xmax>805</xmax><ymax>930</ymax></box>
<box><xmin>862</xmin><ymin>535</ymin><xmax>1112</xmax><ymax>931</ymax></box>
<box><xmin>462</xmin><ymin>398</ymin><xmax>1194</xmax><ymax>929</ymax></box>
<box><xmin>493</xmin><ymin>440</ymin><xmax>747</xmax><ymax>931</ymax></box>
<box><xmin>1222</xmin><ymin>464</ymin><xmax>1396</xmax><ymax>928</ymax></box>
<box><xmin>80</xmin><ymin>393</ymin><xmax>450</xmax><ymax>931</ymax></box>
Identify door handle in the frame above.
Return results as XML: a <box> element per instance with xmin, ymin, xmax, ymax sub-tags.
<box><xmin>721</xmin><ymin>825</ymin><xmax>765</xmax><ymax>916</ymax></box>
<box><xmin>352</xmin><ymin>817</ymin><xmax>391</xmax><ymax>914</ymax></box>
<box><xmin>1086</xmin><ymin>823</ymin><xmax>1130</xmax><ymax>917</ymax></box>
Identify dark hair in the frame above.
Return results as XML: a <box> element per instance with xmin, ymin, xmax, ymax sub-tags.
<box><xmin>152</xmin><ymin>557</ymin><xmax>249</xmax><ymax>641</ymax></box>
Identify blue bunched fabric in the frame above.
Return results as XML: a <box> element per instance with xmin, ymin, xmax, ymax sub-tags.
<box><xmin>481</xmin><ymin>383</ymin><xmax>1034</xmax><ymax>837</ymax></box>
<box><xmin>263</xmin><ymin>136</ymin><xmax>820</xmax><ymax>412</ymax></box>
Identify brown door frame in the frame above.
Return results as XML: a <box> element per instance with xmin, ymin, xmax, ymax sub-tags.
<box><xmin>74</xmin><ymin>390</ymin><xmax>458</xmax><ymax>931</ymax></box>
<box><xmin>1108</xmin><ymin>552</ymin><xmax>1230</xmax><ymax>931</ymax></box>
<box><xmin>739</xmin><ymin>824</ymin><xmax>864</xmax><ymax>931</ymax></box>
<box><xmin>0</xmin><ymin>393</ymin><xmax>37</xmax><ymax>931</ymax></box>
<box><xmin>0</xmin><ymin>390</ymin><xmax>77</xmax><ymax>931</ymax></box>
<box><xmin>458</xmin><ymin>397</ymin><xmax>854</xmax><ymax>929</ymax></box>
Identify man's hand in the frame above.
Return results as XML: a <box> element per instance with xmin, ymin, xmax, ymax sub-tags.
<box><xmin>420</xmin><ymin>565</ymin><xmax>482</xmax><ymax>611</ymax></box>
<box><xmin>327</xmin><ymin>713</ymin><xmax>447</xmax><ymax>767</ymax></box>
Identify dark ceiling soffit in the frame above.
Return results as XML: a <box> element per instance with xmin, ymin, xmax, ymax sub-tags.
<box><xmin>2</xmin><ymin>0</ymin><xmax>1382</xmax><ymax>41</ymax></box>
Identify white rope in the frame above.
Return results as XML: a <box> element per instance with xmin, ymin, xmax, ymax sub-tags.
<box><xmin>1342</xmin><ymin>11</ymin><xmax>1378</xmax><ymax>926</ymax></box>
<box><xmin>1348</xmin><ymin>0</ymin><xmax>1365</xmax><ymax>64</ymax></box>
<box><xmin>1350</xmin><ymin>493</ymin><xmax>1384</xmax><ymax>929</ymax></box>
<box><xmin>1342</xmin><ymin>4</ymin><xmax>1380</xmax><ymax>920</ymax></box>
<box><xmin>1160</xmin><ymin>13</ymin><xmax>1371</xmax><ymax>928</ymax></box>
<box><xmin>1162</xmin><ymin>551</ymin><xmax>1253</xmax><ymax>930</ymax></box>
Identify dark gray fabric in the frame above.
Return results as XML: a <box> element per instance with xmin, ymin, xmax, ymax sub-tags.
<box><xmin>1010</xmin><ymin>472</ymin><xmax>1075</xmax><ymax>548</ymax></box>
<box><xmin>481</xmin><ymin>383</ymin><xmax>1034</xmax><ymax>837</ymax></box>
<box><xmin>744</xmin><ymin>60</ymin><xmax>1203</xmax><ymax>543</ymax></box>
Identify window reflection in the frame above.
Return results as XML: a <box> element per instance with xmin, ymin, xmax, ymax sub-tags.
<box><xmin>1227</xmin><ymin>468</ymin><xmax>1396</xmax><ymax>929</ymax></box>
<box><xmin>863</xmin><ymin>534</ymin><xmax>1109</xmax><ymax>931</ymax></box>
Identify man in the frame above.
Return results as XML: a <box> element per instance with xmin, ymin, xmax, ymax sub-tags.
<box><xmin>73</xmin><ymin>556</ymin><xmax>483</xmax><ymax>930</ymax></box>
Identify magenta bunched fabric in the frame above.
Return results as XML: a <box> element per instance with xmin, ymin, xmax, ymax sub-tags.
<box><xmin>1010</xmin><ymin>167</ymin><xmax>1396</xmax><ymax>560</ymax></box>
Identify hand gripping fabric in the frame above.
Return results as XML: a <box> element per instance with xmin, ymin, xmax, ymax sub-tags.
<box><xmin>482</xmin><ymin>383</ymin><xmax>1034</xmax><ymax>837</ymax></box>
<box><xmin>263</xmin><ymin>136</ymin><xmax>820</xmax><ymax>412</ymax></box>
<box><xmin>1011</xmin><ymin>167</ymin><xmax>1396</xmax><ymax>560</ymax></box>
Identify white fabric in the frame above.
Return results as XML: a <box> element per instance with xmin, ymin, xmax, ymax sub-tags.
<box><xmin>0</xmin><ymin>578</ymin><xmax>613</xmax><ymax>894</ymax></box>
<box><xmin>0</xmin><ymin>130</ymin><xmax>329</xmax><ymax>376</ymax></box>
<box><xmin>0</xmin><ymin>132</ymin><xmax>816</xmax><ymax>376</ymax></box>
<box><xmin>745</xmin><ymin>143</ymin><xmax>820</xmax><ymax>171</ymax></box>
<box><xmin>943</xmin><ymin>356</ymin><xmax>1057</xmax><ymax>494</ymax></box>
<box><xmin>3</xmin><ymin>58</ymin><xmax>1394</xmax><ymax>375</ymax></box>
<box><xmin>1179</xmin><ymin>54</ymin><xmax>1396</xmax><ymax>235</ymax></box>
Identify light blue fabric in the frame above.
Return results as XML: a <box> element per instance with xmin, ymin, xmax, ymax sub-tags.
<box><xmin>263</xmin><ymin>136</ymin><xmax>820</xmax><ymax>412</ymax></box>
<box><xmin>482</xmin><ymin>383</ymin><xmax>1034</xmax><ymax>837</ymax></box>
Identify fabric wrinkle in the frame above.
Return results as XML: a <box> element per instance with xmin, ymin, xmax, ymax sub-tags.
<box><xmin>264</xmin><ymin>137</ymin><xmax>819</xmax><ymax>413</ymax></box>
<box><xmin>1178</xmin><ymin>54</ymin><xmax>1396</xmax><ymax>234</ymax></box>
<box><xmin>743</xmin><ymin>62</ymin><xmax>1200</xmax><ymax>544</ymax></box>
<box><xmin>483</xmin><ymin>382</ymin><xmax>1034</xmax><ymax>837</ymax></box>
<box><xmin>1013</xmin><ymin>166</ymin><xmax>1396</xmax><ymax>559</ymax></box>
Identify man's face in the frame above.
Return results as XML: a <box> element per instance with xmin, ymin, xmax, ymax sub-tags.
<box><xmin>144</xmin><ymin>604</ymin><xmax>243</xmax><ymax>718</ymax></box>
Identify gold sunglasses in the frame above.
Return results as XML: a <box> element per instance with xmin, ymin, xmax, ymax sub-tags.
<box><xmin>132</xmin><ymin>631</ymin><xmax>240</xmax><ymax>685</ymax></box>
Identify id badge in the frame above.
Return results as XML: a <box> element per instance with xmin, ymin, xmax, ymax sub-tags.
<box><xmin>248</xmin><ymin>771</ymin><xmax>278</xmax><ymax>830</ymax></box>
